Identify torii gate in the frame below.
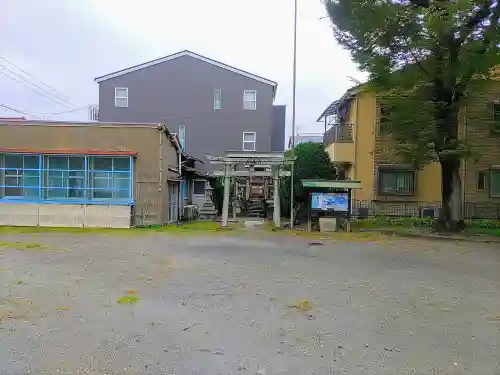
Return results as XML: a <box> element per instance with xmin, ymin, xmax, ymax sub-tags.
<box><xmin>207</xmin><ymin>151</ymin><xmax>296</xmax><ymax>228</ymax></box>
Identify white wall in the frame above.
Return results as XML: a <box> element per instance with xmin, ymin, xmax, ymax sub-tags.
<box><xmin>0</xmin><ymin>203</ymin><xmax>131</xmax><ymax>228</ymax></box>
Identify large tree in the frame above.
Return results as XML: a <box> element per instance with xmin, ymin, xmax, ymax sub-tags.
<box><xmin>324</xmin><ymin>0</ymin><xmax>500</xmax><ymax>231</ymax></box>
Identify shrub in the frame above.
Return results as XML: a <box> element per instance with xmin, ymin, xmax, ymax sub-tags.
<box><xmin>353</xmin><ymin>216</ymin><xmax>500</xmax><ymax>230</ymax></box>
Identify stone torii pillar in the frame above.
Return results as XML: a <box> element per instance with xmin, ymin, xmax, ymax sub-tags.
<box><xmin>221</xmin><ymin>164</ymin><xmax>231</xmax><ymax>228</ymax></box>
<box><xmin>273</xmin><ymin>166</ymin><xmax>281</xmax><ymax>228</ymax></box>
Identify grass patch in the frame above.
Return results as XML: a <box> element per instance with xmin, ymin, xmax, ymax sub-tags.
<box><xmin>289</xmin><ymin>299</ymin><xmax>313</xmax><ymax>312</ymax></box>
<box><xmin>0</xmin><ymin>241</ymin><xmax>49</xmax><ymax>251</ymax></box>
<box><xmin>159</xmin><ymin>220</ymin><xmax>243</xmax><ymax>235</ymax></box>
<box><xmin>352</xmin><ymin>217</ymin><xmax>500</xmax><ymax>238</ymax></box>
<box><xmin>265</xmin><ymin>228</ymin><xmax>389</xmax><ymax>243</ymax></box>
<box><xmin>117</xmin><ymin>295</ymin><xmax>139</xmax><ymax>304</ymax></box>
<box><xmin>0</xmin><ymin>220</ymin><xmax>243</xmax><ymax>236</ymax></box>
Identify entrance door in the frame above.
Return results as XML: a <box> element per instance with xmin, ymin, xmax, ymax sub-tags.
<box><xmin>168</xmin><ymin>183</ymin><xmax>178</xmax><ymax>222</ymax></box>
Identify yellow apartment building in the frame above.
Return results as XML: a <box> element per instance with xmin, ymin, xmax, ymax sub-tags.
<box><xmin>317</xmin><ymin>85</ymin><xmax>500</xmax><ymax>218</ymax></box>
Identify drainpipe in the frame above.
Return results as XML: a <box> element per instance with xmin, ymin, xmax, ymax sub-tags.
<box><xmin>178</xmin><ymin>143</ymin><xmax>182</xmax><ymax>223</ymax></box>
<box><xmin>462</xmin><ymin>103</ymin><xmax>468</xmax><ymax>217</ymax></box>
<box><xmin>158</xmin><ymin>128</ymin><xmax>163</xmax><ymax>225</ymax></box>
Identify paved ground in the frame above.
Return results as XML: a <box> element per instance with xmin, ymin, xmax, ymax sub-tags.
<box><xmin>0</xmin><ymin>231</ymin><xmax>499</xmax><ymax>375</ymax></box>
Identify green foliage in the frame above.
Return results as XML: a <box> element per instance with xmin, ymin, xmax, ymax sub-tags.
<box><xmin>324</xmin><ymin>0</ymin><xmax>500</xmax><ymax>227</ymax></box>
<box><xmin>209</xmin><ymin>177</ymin><xmax>224</xmax><ymax>215</ymax></box>
<box><xmin>354</xmin><ymin>216</ymin><xmax>500</xmax><ymax>230</ymax></box>
<box><xmin>280</xmin><ymin>142</ymin><xmax>337</xmax><ymax>216</ymax></box>
<box><xmin>325</xmin><ymin>0</ymin><xmax>500</xmax><ymax>167</ymax></box>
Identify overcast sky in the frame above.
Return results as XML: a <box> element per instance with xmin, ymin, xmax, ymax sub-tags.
<box><xmin>1</xmin><ymin>0</ymin><xmax>364</xmax><ymax>134</ymax></box>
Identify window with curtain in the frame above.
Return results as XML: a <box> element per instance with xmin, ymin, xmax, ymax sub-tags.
<box><xmin>490</xmin><ymin>170</ymin><xmax>500</xmax><ymax>197</ymax></box>
<box><xmin>378</xmin><ymin>169</ymin><xmax>415</xmax><ymax>195</ymax></box>
<box><xmin>243</xmin><ymin>132</ymin><xmax>256</xmax><ymax>151</ymax></box>
<box><xmin>115</xmin><ymin>87</ymin><xmax>128</xmax><ymax>107</ymax></box>
<box><xmin>214</xmin><ymin>89</ymin><xmax>221</xmax><ymax>110</ymax></box>
<box><xmin>243</xmin><ymin>90</ymin><xmax>257</xmax><ymax>110</ymax></box>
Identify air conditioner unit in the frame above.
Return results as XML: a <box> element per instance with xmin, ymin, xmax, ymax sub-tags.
<box><xmin>420</xmin><ymin>207</ymin><xmax>436</xmax><ymax>218</ymax></box>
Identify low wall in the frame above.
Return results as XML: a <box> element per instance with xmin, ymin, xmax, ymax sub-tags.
<box><xmin>0</xmin><ymin>203</ymin><xmax>131</xmax><ymax>228</ymax></box>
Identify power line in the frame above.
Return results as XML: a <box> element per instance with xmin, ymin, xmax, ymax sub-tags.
<box><xmin>0</xmin><ymin>55</ymin><xmax>71</xmax><ymax>103</ymax></box>
<box><xmin>34</xmin><ymin>105</ymin><xmax>89</xmax><ymax>116</ymax></box>
<box><xmin>0</xmin><ymin>63</ymin><xmax>73</xmax><ymax>107</ymax></box>
<box><xmin>0</xmin><ymin>69</ymin><xmax>72</xmax><ymax>108</ymax></box>
<box><xmin>0</xmin><ymin>104</ymin><xmax>41</xmax><ymax>119</ymax></box>
<box><xmin>0</xmin><ymin>103</ymin><xmax>89</xmax><ymax>118</ymax></box>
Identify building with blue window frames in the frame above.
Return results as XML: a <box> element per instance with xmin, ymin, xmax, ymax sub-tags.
<box><xmin>0</xmin><ymin>120</ymin><xmax>201</xmax><ymax>228</ymax></box>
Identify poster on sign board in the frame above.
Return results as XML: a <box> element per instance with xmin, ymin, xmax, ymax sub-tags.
<box><xmin>311</xmin><ymin>192</ymin><xmax>348</xmax><ymax>212</ymax></box>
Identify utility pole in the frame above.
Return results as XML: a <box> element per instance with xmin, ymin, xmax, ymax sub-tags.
<box><xmin>290</xmin><ymin>0</ymin><xmax>298</xmax><ymax>229</ymax></box>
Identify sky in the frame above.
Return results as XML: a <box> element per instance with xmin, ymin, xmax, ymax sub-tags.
<box><xmin>1</xmin><ymin>0</ymin><xmax>364</xmax><ymax>135</ymax></box>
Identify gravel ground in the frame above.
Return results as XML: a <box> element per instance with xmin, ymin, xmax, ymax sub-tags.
<box><xmin>0</xmin><ymin>232</ymin><xmax>499</xmax><ymax>375</ymax></box>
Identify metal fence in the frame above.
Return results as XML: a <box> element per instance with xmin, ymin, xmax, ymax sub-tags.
<box><xmin>351</xmin><ymin>200</ymin><xmax>500</xmax><ymax>220</ymax></box>
<box><xmin>323</xmin><ymin>124</ymin><xmax>353</xmax><ymax>146</ymax></box>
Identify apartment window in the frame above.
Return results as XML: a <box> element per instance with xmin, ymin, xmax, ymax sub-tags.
<box><xmin>214</xmin><ymin>90</ymin><xmax>221</xmax><ymax>110</ymax></box>
<box><xmin>115</xmin><ymin>87</ymin><xmax>128</xmax><ymax>108</ymax></box>
<box><xmin>0</xmin><ymin>153</ymin><xmax>133</xmax><ymax>202</ymax></box>
<box><xmin>178</xmin><ymin>125</ymin><xmax>186</xmax><ymax>150</ymax></box>
<box><xmin>243</xmin><ymin>132</ymin><xmax>256</xmax><ymax>151</ymax></box>
<box><xmin>490</xmin><ymin>169</ymin><xmax>500</xmax><ymax>197</ymax></box>
<box><xmin>493</xmin><ymin>103</ymin><xmax>500</xmax><ymax>132</ymax></box>
<box><xmin>378</xmin><ymin>168</ymin><xmax>415</xmax><ymax>195</ymax></box>
<box><xmin>193</xmin><ymin>180</ymin><xmax>205</xmax><ymax>195</ymax></box>
<box><xmin>477</xmin><ymin>170</ymin><xmax>486</xmax><ymax>191</ymax></box>
<box><xmin>243</xmin><ymin>90</ymin><xmax>257</xmax><ymax>110</ymax></box>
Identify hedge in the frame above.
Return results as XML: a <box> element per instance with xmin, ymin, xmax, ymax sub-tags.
<box><xmin>353</xmin><ymin>217</ymin><xmax>500</xmax><ymax>229</ymax></box>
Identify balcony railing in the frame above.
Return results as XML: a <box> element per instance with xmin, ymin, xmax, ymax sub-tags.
<box><xmin>323</xmin><ymin>124</ymin><xmax>353</xmax><ymax>146</ymax></box>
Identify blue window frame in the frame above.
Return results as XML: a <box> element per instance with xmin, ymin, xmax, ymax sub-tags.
<box><xmin>0</xmin><ymin>153</ymin><xmax>134</xmax><ymax>205</ymax></box>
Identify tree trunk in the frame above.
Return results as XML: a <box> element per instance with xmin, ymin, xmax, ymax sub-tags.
<box><xmin>438</xmin><ymin>158</ymin><xmax>465</xmax><ymax>232</ymax></box>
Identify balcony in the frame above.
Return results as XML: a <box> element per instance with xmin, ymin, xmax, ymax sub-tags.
<box><xmin>323</xmin><ymin>123</ymin><xmax>353</xmax><ymax>146</ymax></box>
<box><xmin>323</xmin><ymin>124</ymin><xmax>355</xmax><ymax>164</ymax></box>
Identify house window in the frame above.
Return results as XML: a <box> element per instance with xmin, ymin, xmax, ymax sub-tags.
<box><xmin>0</xmin><ymin>154</ymin><xmax>39</xmax><ymax>198</ymax></box>
<box><xmin>89</xmin><ymin>157</ymin><xmax>131</xmax><ymax>199</ymax></box>
<box><xmin>490</xmin><ymin>169</ymin><xmax>500</xmax><ymax>197</ymax></box>
<box><xmin>178</xmin><ymin>125</ymin><xmax>186</xmax><ymax>150</ymax></box>
<box><xmin>115</xmin><ymin>87</ymin><xmax>128</xmax><ymax>108</ymax></box>
<box><xmin>0</xmin><ymin>153</ymin><xmax>133</xmax><ymax>203</ymax></box>
<box><xmin>214</xmin><ymin>90</ymin><xmax>221</xmax><ymax>110</ymax></box>
<box><xmin>492</xmin><ymin>103</ymin><xmax>500</xmax><ymax>132</ymax></box>
<box><xmin>45</xmin><ymin>155</ymin><xmax>86</xmax><ymax>199</ymax></box>
<box><xmin>243</xmin><ymin>90</ymin><xmax>257</xmax><ymax>110</ymax></box>
<box><xmin>378</xmin><ymin>168</ymin><xmax>415</xmax><ymax>195</ymax></box>
<box><xmin>193</xmin><ymin>180</ymin><xmax>206</xmax><ymax>195</ymax></box>
<box><xmin>477</xmin><ymin>170</ymin><xmax>486</xmax><ymax>191</ymax></box>
<box><xmin>243</xmin><ymin>132</ymin><xmax>256</xmax><ymax>151</ymax></box>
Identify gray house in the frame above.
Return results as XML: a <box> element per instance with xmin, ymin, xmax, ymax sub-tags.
<box><xmin>95</xmin><ymin>50</ymin><xmax>286</xmax><ymax>164</ymax></box>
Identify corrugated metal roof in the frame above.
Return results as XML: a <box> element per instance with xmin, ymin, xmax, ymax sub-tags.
<box><xmin>0</xmin><ymin>148</ymin><xmax>137</xmax><ymax>156</ymax></box>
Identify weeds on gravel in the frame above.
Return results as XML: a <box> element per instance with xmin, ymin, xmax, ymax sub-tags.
<box><xmin>0</xmin><ymin>241</ymin><xmax>49</xmax><ymax>251</ymax></box>
<box><xmin>0</xmin><ymin>220</ymin><xmax>244</xmax><ymax>236</ymax></box>
<box><xmin>265</xmin><ymin>229</ymin><xmax>389</xmax><ymax>243</ymax></box>
<box><xmin>117</xmin><ymin>295</ymin><xmax>139</xmax><ymax>304</ymax></box>
<box><xmin>160</xmin><ymin>220</ymin><xmax>244</xmax><ymax>235</ymax></box>
<box><xmin>289</xmin><ymin>299</ymin><xmax>313</xmax><ymax>312</ymax></box>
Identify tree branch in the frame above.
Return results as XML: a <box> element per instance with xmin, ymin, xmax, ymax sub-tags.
<box><xmin>456</xmin><ymin>1</ymin><xmax>493</xmax><ymax>45</ymax></box>
<box><xmin>456</xmin><ymin>3</ymin><xmax>500</xmax><ymax>92</ymax></box>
